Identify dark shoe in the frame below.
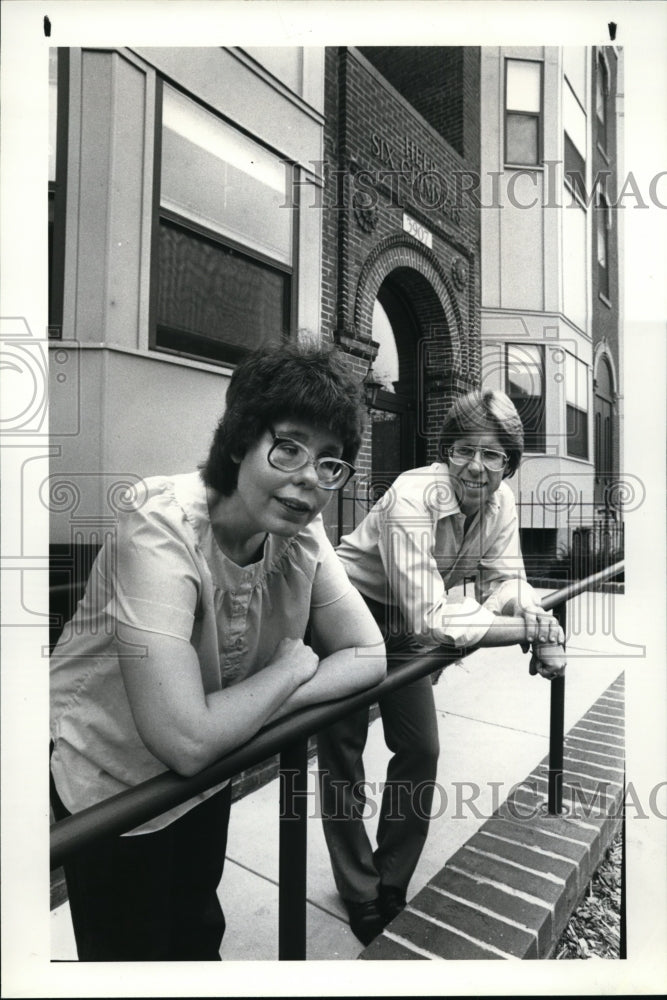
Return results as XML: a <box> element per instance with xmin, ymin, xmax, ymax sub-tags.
<box><xmin>379</xmin><ymin>885</ymin><xmax>407</xmax><ymax>924</ymax></box>
<box><xmin>343</xmin><ymin>897</ymin><xmax>385</xmax><ymax>946</ymax></box>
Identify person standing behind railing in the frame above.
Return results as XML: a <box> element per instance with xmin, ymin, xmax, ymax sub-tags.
<box><xmin>50</xmin><ymin>343</ymin><xmax>386</xmax><ymax>961</ymax></box>
<box><xmin>317</xmin><ymin>389</ymin><xmax>565</xmax><ymax>946</ymax></box>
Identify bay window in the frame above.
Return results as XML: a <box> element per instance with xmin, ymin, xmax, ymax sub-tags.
<box><xmin>506</xmin><ymin>343</ymin><xmax>546</xmax><ymax>452</ymax></box>
<box><xmin>566</xmin><ymin>352</ymin><xmax>589</xmax><ymax>459</ymax></box>
<box><xmin>563</xmin><ymin>79</ymin><xmax>587</xmax><ymax>203</ymax></box>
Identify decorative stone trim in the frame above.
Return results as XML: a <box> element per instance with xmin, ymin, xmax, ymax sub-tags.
<box><xmin>451</xmin><ymin>256</ymin><xmax>468</xmax><ymax>292</ymax></box>
<box><xmin>335</xmin><ymin>331</ymin><xmax>377</xmax><ymax>362</ymax></box>
<box><xmin>353</xmin><ymin>203</ymin><xmax>379</xmax><ymax>232</ymax></box>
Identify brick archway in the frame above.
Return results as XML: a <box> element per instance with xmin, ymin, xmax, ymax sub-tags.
<box><xmin>350</xmin><ymin>235</ymin><xmax>474</xmax><ymax>467</ymax></box>
<box><xmin>353</xmin><ymin>235</ymin><xmax>464</xmax><ymax>368</ymax></box>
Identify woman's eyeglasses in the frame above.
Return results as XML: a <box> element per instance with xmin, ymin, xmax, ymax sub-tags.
<box><xmin>448</xmin><ymin>444</ymin><xmax>508</xmax><ymax>472</ymax></box>
<box><xmin>268</xmin><ymin>431</ymin><xmax>356</xmax><ymax>490</ymax></box>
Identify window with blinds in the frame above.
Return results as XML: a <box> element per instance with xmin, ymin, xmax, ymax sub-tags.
<box><xmin>152</xmin><ymin>83</ymin><xmax>293</xmax><ymax>366</ymax></box>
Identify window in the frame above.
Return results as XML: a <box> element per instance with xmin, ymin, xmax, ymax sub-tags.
<box><xmin>562</xmin><ymin>77</ymin><xmax>588</xmax><ymax>329</ymax></box>
<box><xmin>155</xmin><ymin>220</ymin><xmax>290</xmax><ymax>365</ymax></box>
<box><xmin>562</xmin><ymin>187</ymin><xmax>587</xmax><ymax>331</ymax></box>
<box><xmin>153</xmin><ymin>84</ymin><xmax>293</xmax><ymax>366</ymax></box>
<box><xmin>594</xmin><ymin>357</ymin><xmax>614</xmax><ymax>484</ymax></box>
<box><xmin>596</xmin><ymin>51</ymin><xmax>609</xmax><ymax>148</ymax></box>
<box><xmin>594</xmin><ymin>409</ymin><xmax>613</xmax><ymax>483</ymax></box>
<box><xmin>48</xmin><ymin>48</ymin><xmax>68</xmax><ymax>337</ymax></box>
<box><xmin>596</xmin><ymin>186</ymin><xmax>610</xmax><ymax>299</ymax></box>
<box><xmin>49</xmin><ymin>49</ymin><xmax>58</xmax><ymax>186</ymax></box>
<box><xmin>594</xmin><ymin>411</ymin><xmax>601</xmax><ymax>481</ymax></box>
<box><xmin>566</xmin><ymin>352</ymin><xmax>589</xmax><ymax>459</ymax></box>
<box><xmin>506</xmin><ymin>344</ymin><xmax>545</xmax><ymax>452</ymax></box>
<box><xmin>48</xmin><ymin>49</ymin><xmax>57</xmax><ymax>326</ymax></box>
<box><xmin>505</xmin><ymin>60</ymin><xmax>542</xmax><ymax>166</ymax></box>
<box><xmin>563</xmin><ymin>79</ymin><xmax>587</xmax><ymax>203</ymax></box>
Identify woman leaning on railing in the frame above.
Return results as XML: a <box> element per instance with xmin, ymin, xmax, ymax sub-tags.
<box><xmin>49</xmin><ymin>343</ymin><xmax>386</xmax><ymax>962</ymax></box>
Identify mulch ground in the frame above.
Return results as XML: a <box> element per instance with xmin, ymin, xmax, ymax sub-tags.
<box><xmin>554</xmin><ymin>831</ymin><xmax>623</xmax><ymax>959</ymax></box>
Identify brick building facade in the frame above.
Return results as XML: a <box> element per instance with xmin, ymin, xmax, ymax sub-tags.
<box><xmin>479</xmin><ymin>46</ymin><xmax>624</xmax><ymax>567</ymax></box>
<box><xmin>46</xmin><ymin>44</ymin><xmax>622</xmax><ymax>587</ymax></box>
<box><xmin>320</xmin><ymin>47</ymin><xmax>482</xmax><ymax>537</ymax></box>
<box><xmin>591</xmin><ymin>47</ymin><xmax>622</xmax><ymax>508</ymax></box>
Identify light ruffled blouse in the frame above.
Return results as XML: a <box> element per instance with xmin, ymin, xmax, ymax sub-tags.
<box><xmin>50</xmin><ymin>472</ymin><xmax>352</xmax><ymax>834</ymax></box>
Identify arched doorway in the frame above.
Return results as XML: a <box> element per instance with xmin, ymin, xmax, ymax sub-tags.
<box><xmin>368</xmin><ymin>277</ymin><xmax>427</xmax><ymax>494</ymax></box>
<box><xmin>594</xmin><ymin>355</ymin><xmax>615</xmax><ymax>506</ymax></box>
<box><xmin>345</xmin><ymin>239</ymin><xmax>466</xmax><ymax>535</ymax></box>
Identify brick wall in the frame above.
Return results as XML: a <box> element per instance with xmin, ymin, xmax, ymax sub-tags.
<box><xmin>590</xmin><ymin>47</ymin><xmax>621</xmax><ymax>487</ymax></box>
<box><xmin>322</xmin><ymin>46</ymin><xmax>482</xmax><ymax>489</ymax></box>
<box><xmin>356</xmin><ymin>47</ymin><xmax>481</xmax><ymax>167</ymax></box>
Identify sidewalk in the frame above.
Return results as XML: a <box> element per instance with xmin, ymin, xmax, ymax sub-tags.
<box><xmin>51</xmin><ymin>588</ymin><xmax>635</xmax><ymax>961</ymax></box>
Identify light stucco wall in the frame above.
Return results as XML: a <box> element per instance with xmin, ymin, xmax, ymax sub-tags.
<box><xmin>479</xmin><ymin>46</ymin><xmax>596</xmax><ymax>539</ymax></box>
<box><xmin>50</xmin><ymin>46</ymin><xmax>325</xmax><ymax>545</ymax></box>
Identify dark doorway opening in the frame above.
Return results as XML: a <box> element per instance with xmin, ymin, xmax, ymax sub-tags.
<box><xmin>369</xmin><ymin>279</ymin><xmax>426</xmax><ymax>499</ymax></box>
<box><xmin>594</xmin><ymin>356</ymin><xmax>614</xmax><ymax>508</ymax></box>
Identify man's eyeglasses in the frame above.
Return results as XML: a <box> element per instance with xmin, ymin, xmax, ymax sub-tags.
<box><xmin>268</xmin><ymin>430</ymin><xmax>356</xmax><ymax>490</ymax></box>
<box><xmin>448</xmin><ymin>444</ymin><xmax>508</xmax><ymax>472</ymax></box>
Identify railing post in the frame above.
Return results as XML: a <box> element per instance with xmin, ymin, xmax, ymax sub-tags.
<box><xmin>548</xmin><ymin>600</ymin><xmax>567</xmax><ymax>814</ymax></box>
<box><xmin>278</xmin><ymin>737</ymin><xmax>309</xmax><ymax>960</ymax></box>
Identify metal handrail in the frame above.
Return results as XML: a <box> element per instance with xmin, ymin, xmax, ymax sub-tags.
<box><xmin>50</xmin><ymin>559</ymin><xmax>624</xmax><ymax>958</ymax></box>
<box><xmin>541</xmin><ymin>560</ymin><xmax>624</xmax><ymax>814</ymax></box>
<box><xmin>50</xmin><ymin>644</ymin><xmax>454</xmax><ymax>869</ymax></box>
<box><xmin>540</xmin><ymin>560</ymin><xmax>624</xmax><ymax>607</ymax></box>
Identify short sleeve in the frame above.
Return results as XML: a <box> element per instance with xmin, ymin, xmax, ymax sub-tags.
<box><xmin>309</xmin><ymin>518</ymin><xmax>354</xmax><ymax>608</ymax></box>
<box><xmin>105</xmin><ymin>496</ymin><xmax>201</xmax><ymax>641</ymax></box>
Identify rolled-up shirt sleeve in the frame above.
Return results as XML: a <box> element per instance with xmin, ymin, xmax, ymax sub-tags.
<box><xmin>377</xmin><ymin>496</ymin><xmax>496</xmax><ymax>648</ymax></box>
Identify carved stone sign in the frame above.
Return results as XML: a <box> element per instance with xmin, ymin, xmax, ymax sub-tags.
<box><xmin>369</xmin><ymin>132</ymin><xmax>462</xmax><ymax>227</ymax></box>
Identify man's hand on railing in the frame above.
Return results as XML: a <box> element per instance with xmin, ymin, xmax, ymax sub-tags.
<box><xmin>529</xmin><ymin>640</ymin><xmax>567</xmax><ymax>680</ymax></box>
<box><xmin>513</xmin><ymin>600</ymin><xmax>564</xmax><ymax>651</ymax></box>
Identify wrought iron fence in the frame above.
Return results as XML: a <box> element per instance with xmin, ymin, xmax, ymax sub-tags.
<box><xmin>337</xmin><ymin>481</ymin><xmax>625</xmax><ymax>583</ymax></box>
<box><xmin>516</xmin><ymin>492</ymin><xmax>625</xmax><ymax>580</ymax></box>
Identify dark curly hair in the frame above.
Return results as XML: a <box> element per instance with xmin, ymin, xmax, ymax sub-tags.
<box><xmin>201</xmin><ymin>342</ymin><xmax>366</xmax><ymax>495</ymax></box>
<box><xmin>437</xmin><ymin>389</ymin><xmax>524</xmax><ymax>478</ymax></box>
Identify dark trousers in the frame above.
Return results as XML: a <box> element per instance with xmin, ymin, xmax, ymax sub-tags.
<box><xmin>317</xmin><ymin>632</ymin><xmax>440</xmax><ymax>903</ymax></box>
<box><xmin>51</xmin><ymin>778</ymin><xmax>233</xmax><ymax>961</ymax></box>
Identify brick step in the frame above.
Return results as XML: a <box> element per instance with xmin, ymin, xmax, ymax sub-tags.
<box><xmin>360</xmin><ymin>673</ymin><xmax>625</xmax><ymax>960</ymax></box>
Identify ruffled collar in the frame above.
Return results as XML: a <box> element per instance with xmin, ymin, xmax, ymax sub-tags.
<box><xmin>169</xmin><ymin>471</ymin><xmax>293</xmax><ymax>588</ymax></box>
